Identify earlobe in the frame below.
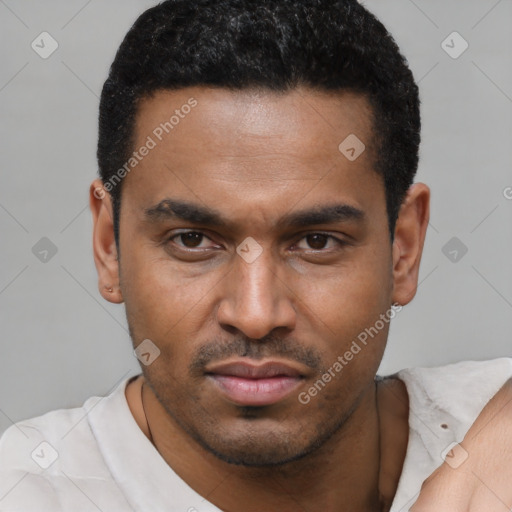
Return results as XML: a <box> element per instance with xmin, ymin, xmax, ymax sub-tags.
<box><xmin>89</xmin><ymin>179</ymin><xmax>124</xmax><ymax>304</ymax></box>
<box><xmin>391</xmin><ymin>183</ymin><xmax>430</xmax><ymax>307</ymax></box>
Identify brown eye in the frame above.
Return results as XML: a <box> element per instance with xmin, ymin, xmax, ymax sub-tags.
<box><xmin>294</xmin><ymin>233</ymin><xmax>345</xmax><ymax>252</ymax></box>
<box><xmin>178</xmin><ymin>232</ymin><xmax>204</xmax><ymax>248</ymax></box>
<box><xmin>170</xmin><ymin>231</ymin><xmax>213</xmax><ymax>249</ymax></box>
<box><xmin>305</xmin><ymin>234</ymin><xmax>329</xmax><ymax>250</ymax></box>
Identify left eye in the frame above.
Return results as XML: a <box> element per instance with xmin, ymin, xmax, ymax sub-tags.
<box><xmin>295</xmin><ymin>234</ymin><xmax>340</xmax><ymax>250</ymax></box>
<box><xmin>171</xmin><ymin>232</ymin><xmax>215</xmax><ymax>249</ymax></box>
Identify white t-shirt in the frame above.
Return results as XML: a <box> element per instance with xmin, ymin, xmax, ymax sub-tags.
<box><xmin>1</xmin><ymin>358</ymin><xmax>511</xmax><ymax>512</ymax></box>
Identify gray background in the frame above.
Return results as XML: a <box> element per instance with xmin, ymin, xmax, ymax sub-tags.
<box><xmin>0</xmin><ymin>0</ymin><xmax>511</xmax><ymax>437</ymax></box>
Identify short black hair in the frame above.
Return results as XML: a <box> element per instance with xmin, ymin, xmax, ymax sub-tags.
<box><xmin>97</xmin><ymin>0</ymin><xmax>420</xmax><ymax>245</ymax></box>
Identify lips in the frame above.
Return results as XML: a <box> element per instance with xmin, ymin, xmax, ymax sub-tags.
<box><xmin>205</xmin><ymin>360</ymin><xmax>304</xmax><ymax>406</ymax></box>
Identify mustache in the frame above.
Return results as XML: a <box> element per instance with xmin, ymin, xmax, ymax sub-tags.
<box><xmin>189</xmin><ymin>334</ymin><xmax>323</xmax><ymax>375</ymax></box>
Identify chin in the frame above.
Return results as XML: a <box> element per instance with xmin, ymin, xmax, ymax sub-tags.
<box><xmin>187</xmin><ymin>417</ymin><xmax>345</xmax><ymax>468</ymax></box>
<box><xmin>201</xmin><ymin>439</ymin><xmax>314</xmax><ymax>467</ymax></box>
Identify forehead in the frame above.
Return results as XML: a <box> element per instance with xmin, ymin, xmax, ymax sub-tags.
<box><xmin>123</xmin><ymin>86</ymin><xmax>384</xmax><ymax>224</ymax></box>
<box><xmin>135</xmin><ymin>86</ymin><xmax>374</xmax><ymax>160</ymax></box>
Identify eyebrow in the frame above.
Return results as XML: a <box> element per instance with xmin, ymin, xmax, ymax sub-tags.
<box><xmin>144</xmin><ymin>198</ymin><xmax>365</xmax><ymax>229</ymax></box>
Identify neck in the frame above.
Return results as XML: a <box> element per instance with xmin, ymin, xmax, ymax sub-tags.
<box><xmin>132</xmin><ymin>377</ymin><xmax>397</xmax><ymax>512</ymax></box>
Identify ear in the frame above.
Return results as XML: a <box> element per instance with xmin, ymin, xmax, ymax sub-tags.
<box><xmin>89</xmin><ymin>179</ymin><xmax>123</xmax><ymax>304</ymax></box>
<box><xmin>391</xmin><ymin>183</ymin><xmax>430</xmax><ymax>306</ymax></box>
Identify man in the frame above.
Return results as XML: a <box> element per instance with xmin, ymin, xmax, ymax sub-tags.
<box><xmin>1</xmin><ymin>1</ymin><xmax>511</xmax><ymax>511</ymax></box>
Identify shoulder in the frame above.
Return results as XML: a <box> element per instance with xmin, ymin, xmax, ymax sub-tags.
<box><xmin>396</xmin><ymin>357</ymin><xmax>512</xmax><ymax>427</ymax></box>
<box><xmin>0</xmin><ymin>392</ymin><xmax>122</xmax><ymax>510</ymax></box>
<box><xmin>0</xmin><ymin>469</ymin><xmax>63</xmax><ymax>511</ymax></box>
<box><xmin>0</xmin><ymin>395</ymin><xmax>105</xmax><ymax>471</ymax></box>
<box><xmin>392</xmin><ymin>357</ymin><xmax>512</xmax><ymax>461</ymax></box>
<box><xmin>0</xmin><ymin>403</ymin><xmax>88</xmax><ymax>459</ymax></box>
<box><xmin>388</xmin><ymin>358</ymin><xmax>512</xmax><ymax>512</ymax></box>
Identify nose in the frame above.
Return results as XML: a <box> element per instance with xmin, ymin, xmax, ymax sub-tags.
<box><xmin>216</xmin><ymin>250</ymin><xmax>297</xmax><ymax>340</ymax></box>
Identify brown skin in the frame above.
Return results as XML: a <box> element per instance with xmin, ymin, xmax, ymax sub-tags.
<box><xmin>90</xmin><ymin>87</ymin><xmax>429</xmax><ymax>511</ymax></box>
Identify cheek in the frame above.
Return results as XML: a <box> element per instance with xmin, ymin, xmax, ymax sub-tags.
<box><xmin>291</xmin><ymin>252</ymin><xmax>393</xmax><ymax>396</ymax></box>
<box><xmin>291</xmin><ymin>247</ymin><xmax>393</xmax><ymax>345</ymax></box>
<box><xmin>120</xmin><ymin>247</ymin><xmax>224</xmax><ymax>354</ymax></box>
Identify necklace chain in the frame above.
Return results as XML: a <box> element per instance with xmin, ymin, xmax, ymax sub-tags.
<box><xmin>141</xmin><ymin>381</ymin><xmax>154</xmax><ymax>445</ymax></box>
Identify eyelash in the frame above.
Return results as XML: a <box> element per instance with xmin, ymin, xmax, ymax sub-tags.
<box><xmin>166</xmin><ymin>230</ymin><xmax>348</xmax><ymax>253</ymax></box>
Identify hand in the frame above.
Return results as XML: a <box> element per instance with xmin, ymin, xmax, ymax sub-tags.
<box><xmin>411</xmin><ymin>378</ymin><xmax>512</xmax><ymax>511</ymax></box>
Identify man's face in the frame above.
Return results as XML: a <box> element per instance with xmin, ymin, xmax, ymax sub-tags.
<box><xmin>117</xmin><ymin>87</ymin><xmax>395</xmax><ymax>465</ymax></box>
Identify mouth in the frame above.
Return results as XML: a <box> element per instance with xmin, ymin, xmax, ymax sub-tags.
<box><xmin>205</xmin><ymin>360</ymin><xmax>305</xmax><ymax>407</ymax></box>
